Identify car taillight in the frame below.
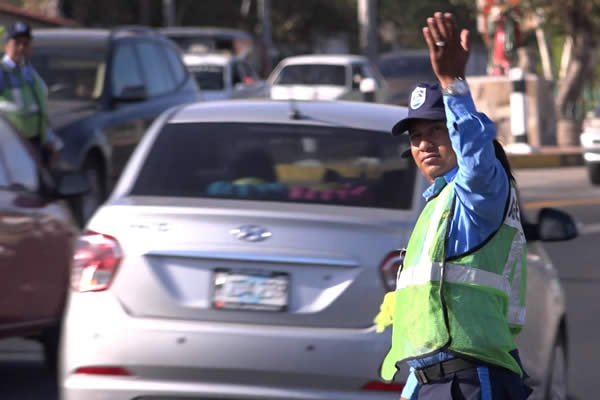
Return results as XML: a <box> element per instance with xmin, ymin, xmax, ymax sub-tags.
<box><xmin>362</xmin><ymin>380</ymin><xmax>405</xmax><ymax>392</ymax></box>
<box><xmin>71</xmin><ymin>230</ymin><xmax>123</xmax><ymax>292</ymax></box>
<box><xmin>379</xmin><ymin>249</ymin><xmax>405</xmax><ymax>291</ymax></box>
<box><xmin>74</xmin><ymin>366</ymin><xmax>133</xmax><ymax>376</ymax></box>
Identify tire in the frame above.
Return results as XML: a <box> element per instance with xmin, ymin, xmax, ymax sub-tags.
<box><xmin>587</xmin><ymin>163</ymin><xmax>600</xmax><ymax>185</ymax></box>
<box><xmin>543</xmin><ymin>334</ymin><xmax>568</xmax><ymax>400</ymax></box>
<box><xmin>71</xmin><ymin>156</ymin><xmax>106</xmax><ymax>226</ymax></box>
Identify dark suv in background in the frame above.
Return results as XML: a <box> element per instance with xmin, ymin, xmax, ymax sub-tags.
<box><xmin>31</xmin><ymin>26</ymin><xmax>202</xmax><ymax>224</ymax></box>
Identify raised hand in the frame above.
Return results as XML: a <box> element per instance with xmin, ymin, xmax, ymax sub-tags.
<box><xmin>422</xmin><ymin>12</ymin><xmax>470</xmax><ymax>89</ymax></box>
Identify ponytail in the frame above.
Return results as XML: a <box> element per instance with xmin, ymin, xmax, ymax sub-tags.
<box><xmin>493</xmin><ymin>139</ymin><xmax>515</xmax><ymax>184</ymax></box>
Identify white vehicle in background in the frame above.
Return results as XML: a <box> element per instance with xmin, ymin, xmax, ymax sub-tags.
<box><xmin>183</xmin><ymin>53</ymin><xmax>268</xmax><ymax>101</ymax></box>
<box><xmin>267</xmin><ymin>54</ymin><xmax>388</xmax><ymax>103</ymax></box>
<box><xmin>580</xmin><ymin>106</ymin><xmax>600</xmax><ymax>184</ymax></box>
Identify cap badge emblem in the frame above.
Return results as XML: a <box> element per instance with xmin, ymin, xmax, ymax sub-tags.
<box><xmin>410</xmin><ymin>87</ymin><xmax>427</xmax><ymax>110</ymax></box>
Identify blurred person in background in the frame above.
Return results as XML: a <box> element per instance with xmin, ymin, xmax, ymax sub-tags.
<box><xmin>375</xmin><ymin>11</ymin><xmax>532</xmax><ymax>399</ymax></box>
<box><xmin>0</xmin><ymin>21</ymin><xmax>61</xmax><ymax>167</ymax></box>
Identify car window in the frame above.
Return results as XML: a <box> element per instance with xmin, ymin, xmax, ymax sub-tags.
<box><xmin>231</xmin><ymin>61</ymin><xmax>243</xmax><ymax>85</ymax></box>
<box><xmin>136</xmin><ymin>41</ymin><xmax>176</xmax><ymax>96</ymax></box>
<box><xmin>131</xmin><ymin>123</ymin><xmax>415</xmax><ymax>210</ymax></box>
<box><xmin>164</xmin><ymin>45</ymin><xmax>187</xmax><ymax>85</ymax></box>
<box><xmin>0</xmin><ymin>119</ymin><xmax>38</xmax><ymax>192</ymax></box>
<box><xmin>191</xmin><ymin>65</ymin><xmax>225</xmax><ymax>90</ymax></box>
<box><xmin>274</xmin><ymin>64</ymin><xmax>347</xmax><ymax>86</ymax></box>
<box><xmin>378</xmin><ymin>54</ymin><xmax>436</xmax><ymax>79</ymax></box>
<box><xmin>111</xmin><ymin>43</ymin><xmax>144</xmax><ymax>98</ymax></box>
<box><xmin>31</xmin><ymin>47</ymin><xmax>107</xmax><ymax>101</ymax></box>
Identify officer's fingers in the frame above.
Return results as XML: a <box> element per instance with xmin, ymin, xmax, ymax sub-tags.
<box><xmin>434</xmin><ymin>12</ymin><xmax>448</xmax><ymax>40</ymax></box>
<box><xmin>443</xmin><ymin>12</ymin><xmax>456</xmax><ymax>42</ymax></box>
<box><xmin>460</xmin><ymin>29</ymin><xmax>470</xmax><ymax>53</ymax></box>
<box><xmin>423</xmin><ymin>27</ymin><xmax>436</xmax><ymax>54</ymax></box>
<box><xmin>426</xmin><ymin>17</ymin><xmax>443</xmax><ymax>45</ymax></box>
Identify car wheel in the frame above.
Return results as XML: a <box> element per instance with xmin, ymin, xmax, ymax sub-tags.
<box><xmin>544</xmin><ymin>334</ymin><xmax>568</xmax><ymax>400</ymax></box>
<box><xmin>72</xmin><ymin>156</ymin><xmax>106</xmax><ymax>226</ymax></box>
<box><xmin>587</xmin><ymin>163</ymin><xmax>600</xmax><ymax>185</ymax></box>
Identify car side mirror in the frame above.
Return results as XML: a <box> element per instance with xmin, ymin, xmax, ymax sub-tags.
<box><xmin>537</xmin><ymin>207</ymin><xmax>578</xmax><ymax>242</ymax></box>
<box><xmin>359</xmin><ymin>77</ymin><xmax>377</xmax><ymax>93</ymax></box>
<box><xmin>55</xmin><ymin>172</ymin><xmax>91</xmax><ymax>198</ymax></box>
<box><xmin>114</xmin><ymin>85</ymin><xmax>148</xmax><ymax>103</ymax></box>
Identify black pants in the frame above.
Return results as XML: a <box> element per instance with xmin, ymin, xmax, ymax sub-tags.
<box><xmin>28</xmin><ymin>136</ymin><xmax>51</xmax><ymax>167</ymax></box>
<box><xmin>416</xmin><ymin>364</ymin><xmax>533</xmax><ymax>400</ymax></box>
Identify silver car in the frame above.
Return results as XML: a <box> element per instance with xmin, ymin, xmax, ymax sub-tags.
<box><xmin>60</xmin><ymin>100</ymin><xmax>576</xmax><ymax>399</ymax></box>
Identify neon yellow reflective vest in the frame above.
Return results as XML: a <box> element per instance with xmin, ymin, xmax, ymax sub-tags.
<box><xmin>0</xmin><ymin>59</ymin><xmax>48</xmax><ymax>143</ymax></box>
<box><xmin>379</xmin><ymin>179</ymin><xmax>527</xmax><ymax>381</ymax></box>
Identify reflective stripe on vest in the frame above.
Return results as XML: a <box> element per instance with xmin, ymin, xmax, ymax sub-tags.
<box><xmin>503</xmin><ymin>187</ymin><xmax>526</xmax><ymax>327</ymax></box>
<box><xmin>508</xmin><ymin>304</ymin><xmax>526</xmax><ymax>326</ymax></box>
<box><xmin>397</xmin><ymin>261</ymin><xmax>512</xmax><ymax>295</ymax></box>
<box><xmin>0</xmin><ymin>100</ymin><xmax>20</xmax><ymax>112</ymax></box>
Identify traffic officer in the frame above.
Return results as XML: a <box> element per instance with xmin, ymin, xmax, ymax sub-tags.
<box><xmin>374</xmin><ymin>12</ymin><xmax>532</xmax><ymax>399</ymax></box>
<box><xmin>0</xmin><ymin>21</ymin><xmax>59</xmax><ymax>166</ymax></box>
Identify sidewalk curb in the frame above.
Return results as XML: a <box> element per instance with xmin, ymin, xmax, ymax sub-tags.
<box><xmin>507</xmin><ymin>150</ymin><xmax>583</xmax><ymax>169</ymax></box>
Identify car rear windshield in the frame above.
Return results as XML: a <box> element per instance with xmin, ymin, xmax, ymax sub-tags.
<box><xmin>130</xmin><ymin>123</ymin><xmax>415</xmax><ymax>210</ymax></box>
<box><xmin>274</xmin><ymin>65</ymin><xmax>347</xmax><ymax>86</ymax></box>
<box><xmin>31</xmin><ymin>48</ymin><xmax>107</xmax><ymax>102</ymax></box>
<box><xmin>190</xmin><ymin>65</ymin><xmax>225</xmax><ymax>90</ymax></box>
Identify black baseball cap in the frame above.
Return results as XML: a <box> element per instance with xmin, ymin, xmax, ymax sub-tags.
<box><xmin>392</xmin><ymin>82</ymin><xmax>446</xmax><ymax>136</ymax></box>
<box><xmin>4</xmin><ymin>21</ymin><xmax>31</xmax><ymax>41</ymax></box>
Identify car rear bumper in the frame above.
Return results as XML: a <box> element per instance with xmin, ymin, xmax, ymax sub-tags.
<box><xmin>60</xmin><ymin>291</ymin><xmax>405</xmax><ymax>400</ymax></box>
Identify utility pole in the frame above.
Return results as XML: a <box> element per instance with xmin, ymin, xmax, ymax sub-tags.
<box><xmin>163</xmin><ymin>0</ymin><xmax>176</xmax><ymax>27</ymax></box>
<box><xmin>358</xmin><ymin>0</ymin><xmax>377</xmax><ymax>62</ymax></box>
<box><xmin>258</xmin><ymin>0</ymin><xmax>273</xmax><ymax>78</ymax></box>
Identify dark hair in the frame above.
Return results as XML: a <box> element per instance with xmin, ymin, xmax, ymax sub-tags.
<box><xmin>493</xmin><ymin>139</ymin><xmax>515</xmax><ymax>183</ymax></box>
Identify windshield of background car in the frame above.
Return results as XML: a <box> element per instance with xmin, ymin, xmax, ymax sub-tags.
<box><xmin>130</xmin><ymin>122</ymin><xmax>416</xmax><ymax>210</ymax></box>
<box><xmin>378</xmin><ymin>54</ymin><xmax>434</xmax><ymax>79</ymax></box>
<box><xmin>190</xmin><ymin>65</ymin><xmax>225</xmax><ymax>90</ymax></box>
<box><xmin>31</xmin><ymin>47</ymin><xmax>106</xmax><ymax>102</ymax></box>
<box><xmin>274</xmin><ymin>64</ymin><xmax>347</xmax><ymax>86</ymax></box>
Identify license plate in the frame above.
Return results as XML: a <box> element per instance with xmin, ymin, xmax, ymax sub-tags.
<box><xmin>212</xmin><ymin>269</ymin><xmax>289</xmax><ymax>311</ymax></box>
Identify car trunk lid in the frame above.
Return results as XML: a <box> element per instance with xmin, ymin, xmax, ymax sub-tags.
<box><xmin>91</xmin><ymin>198</ymin><xmax>415</xmax><ymax>329</ymax></box>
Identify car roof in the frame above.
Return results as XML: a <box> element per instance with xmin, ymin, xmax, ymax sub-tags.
<box><xmin>159</xmin><ymin>27</ymin><xmax>252</xmax><ymax>40</ymax></box>
<box><xmin>169</xmin><ymin>100</ymin><xmax>407</xmax><ymax>134</ymax></box>
<box><xmin>33</xmin><ymin>28</ymin><xmax>110</xmax><ymax>48</ymax></box>
<box><xmin>32</xmin><ymin>27</ymin><xmax>167</xmax><ymax>49</ymax></box>
<box><xmin>276</xmin><ymin>54</ymin><xmax>369</xmax><ymax>66</ymax></box>
<box><xmin>183</xmin><ymin>53</ymin><xmax>237</xmax><ymax>66</ymax></box>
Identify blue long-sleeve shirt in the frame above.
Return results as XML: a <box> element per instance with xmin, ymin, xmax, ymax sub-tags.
<box><xmin>400</xmin><ymin>92</ymin><xmax>509</xmax><ymax>399</ymax></box>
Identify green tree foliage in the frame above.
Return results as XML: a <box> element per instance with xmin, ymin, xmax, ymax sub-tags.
<box><xmin>377</xmin><ymin>0</ymin><xmax>478</xmax><ymax>51</ymax></box>
<box><xmin>3</xmin><ymin>0</ymin><xmax>24</xmax><ymax>7</ymax></box>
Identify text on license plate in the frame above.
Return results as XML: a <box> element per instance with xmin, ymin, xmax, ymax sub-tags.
<box><xmin>212</xmin><ymin>269</ymin><xmax>289</xmax><ymax>311</ymax></box>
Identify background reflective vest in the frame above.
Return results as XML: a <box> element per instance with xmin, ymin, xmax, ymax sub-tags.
<box><xmin>379</xmin><ymin>180</ymin><xmax>527</xmax><ymax>381</ymax></box>
<box><xmin>0</xmin><ymin>60</ymin><xmax>48</xmax><ymax>144</ymax></box>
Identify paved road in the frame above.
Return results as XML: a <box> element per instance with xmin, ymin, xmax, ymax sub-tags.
<box><xmin>517</xmin><ymin>166</ymin><xmax>600</xmax><ymax>400</ymax></box>
<box><xmin>0</xmin><ymin>166</ymin><xmax>598</xmax><ymax>400</ymax></box>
